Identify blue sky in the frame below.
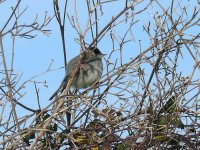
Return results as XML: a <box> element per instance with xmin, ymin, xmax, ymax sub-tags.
<box><xmin>0</xmin><ymin>0</ymin><xmax>199</xmax><ymax>122</ymax></box>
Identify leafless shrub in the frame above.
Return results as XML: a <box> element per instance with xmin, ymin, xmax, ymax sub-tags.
<box><xmin>0</xmin><ymin>0</ymin><xmax>199</xmax><ymax>149</ymax></box>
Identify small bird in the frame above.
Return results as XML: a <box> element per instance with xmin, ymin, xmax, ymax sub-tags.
<box><xmin>49</xmin><ymin>47</ymin><xmax>105</xmax><ymax>100</ymax></box>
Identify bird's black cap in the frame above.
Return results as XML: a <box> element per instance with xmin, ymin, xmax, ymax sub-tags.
<box><xmin>90</xmin><ymin>46</ymin><xmax>101</xmax><ymax>55</ymax></box>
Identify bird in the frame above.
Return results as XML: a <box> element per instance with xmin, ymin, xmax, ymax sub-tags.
<box><xmin>49</xmin><ymin>47</ymin><xmax>105</xmax><ymax>100</ymax></box>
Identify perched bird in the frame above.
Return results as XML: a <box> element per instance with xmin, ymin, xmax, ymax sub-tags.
<box><xmin>49</xmin><ymin>47</ymin><xmax>105</xmax><ymax>100</ymax></box>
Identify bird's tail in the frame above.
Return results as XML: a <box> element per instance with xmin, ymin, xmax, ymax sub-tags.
<box><xmin>50</xmin><ymin>89</ymin><xmax>72</xmax><ymax>126</ymax></box>
<box><xmin>66</xmin><ymin>97</ymin><xmax>72</xmax><ymax>126</ymax></box>
<box><xmin>49</xmin><ymin>74</ymin><xmax>71</xmax><ymax>126</ymax></box>
<box><xmin>49</xmin><ymin>74</ymin><xmax>69</xmax><ymax>100</ymax></box>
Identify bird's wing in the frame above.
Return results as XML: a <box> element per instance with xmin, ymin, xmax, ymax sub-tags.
<box><xmin>49</xmin><ymin>55</ymin><xmax>80</xmax><ymax>100</ymax></box>
<box><xmin>66</xmin><ymin>55</ymin><xmax>80</xmax><ymax>74</ymax></box>
<box><xmin>49</xmin><ymin>74</ymin><xmax>69</xmax><ymax>100</ymax></box>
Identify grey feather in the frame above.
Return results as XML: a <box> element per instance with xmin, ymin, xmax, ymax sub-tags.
<box><xmin>49</xmin><ymin>47</ymin><xmax>104</xmax><ymax>100</ymax></box>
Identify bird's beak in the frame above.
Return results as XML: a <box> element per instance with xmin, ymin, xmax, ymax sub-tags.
<box><xmin>100</xmin><ymin>53</ymin><xmax>106</xmax><ymax>58</ymax></box>
<box><xmin>101</xmin><ymin>53</ymin><xmax>106</xmax><ymax>57</ymax></box>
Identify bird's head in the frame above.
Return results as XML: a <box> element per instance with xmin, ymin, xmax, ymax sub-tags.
<box><xmin>90</xmin><ymin>46</ymin><xmax>106</xmax><ymax>58</ymax></box>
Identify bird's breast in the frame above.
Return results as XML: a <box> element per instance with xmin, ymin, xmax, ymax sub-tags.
<box><xmin>72</xmin><ymin>60</ymin><xmax>103</xmax><ymax>89</ymax></box>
